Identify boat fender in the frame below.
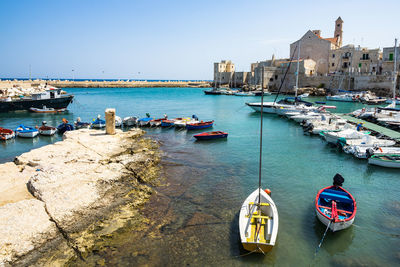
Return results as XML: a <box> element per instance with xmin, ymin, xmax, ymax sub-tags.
<box><xmin>264</xmin><ymin>188</ymin><xmax>271</xmax><ymax>195</ymax></box>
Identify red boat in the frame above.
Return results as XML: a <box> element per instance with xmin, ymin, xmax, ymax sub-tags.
<box><xmin>194</xmin><ymin>131</ymin><xmax>228</xmax><ymax>140</ymax></box>
<box><xmin>186</xmin><ymin>120</ymin><xmax>214</xmax><ymax>130</ymax></box>
<box><xmin>0</xmin><ymin>127</ymin><xmax>15</xmax><ymax>140</ymax></box>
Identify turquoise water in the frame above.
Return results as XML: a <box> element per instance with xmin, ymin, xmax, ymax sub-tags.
<box><xmin>0</xmin><ymin>88</ymin><xmax>399</xmax><ymax>266</ymax></box>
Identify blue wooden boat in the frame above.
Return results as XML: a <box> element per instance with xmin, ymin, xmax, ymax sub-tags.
<box><xmin>194</xmin><ymin>131</ymin><xmax>228</xmax><ymax>140</ymax></box>
<box><xmin>15</xmin><ymin>124</ymin><xmax>38</xmax><ymax>138</ymax></box>
<box><xmin>91</xmin><ymin>118</ymin><xmax>106</xmax><ymax>129</ymax></box>
<box><xmin>315</xmin><ymin>185</ymin><xmax>356</xmax><ymax>232</ymax></box>
<box><xmin>186</xmin><ymin>120</ymin><xmax>214</xmax><ymax>130</ymax></box>
<box><xmin>138</xmin><ymin>117</ymin><xmax>152</xmax><ymax>127</ymax></box>
<box><xmin>57</xmin><ymin>123</ymin><xmax>74</xmax><ymax>134</ymax></box>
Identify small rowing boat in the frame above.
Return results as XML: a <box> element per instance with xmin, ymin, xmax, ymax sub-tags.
<box><xmin>138</xmin><ymin>117</ymin><xmax>152</xmax><ymax>127</ymax></box>
<box><xmin>315</xmin><ymin>174</ymin><xmax>356</xmax><ymax>232</ymax></box>
<box><xmin>161</xmin><ymin>119</ymin><xmax>175</xmax><ymax>127</ymax></box>
<box><xmin>15</xmin><ymin>125</ymin><xmax>39</xmax><ymax>138</ymax></box>
<box><xmin>0</xmin><ymin>127</ymin><xmax>15</xmax><ymax>140</ymax></box>
<box><xmin>29</xmin><ymin>106</ymin><xmax>66</xmax><ymax>113</ymax></box>
<box><xmin>38</xmin><ymin>122</ymin><xmax>57</xmax><ymax>136</ymax></box>
<box><xmin>186</xmin><ymin>120</ymin><xmax>214</xmax><ymax>130</ymax></box>
<box><xmin>150</xmin><ymin>118</ymin><xmax>165</xmax><ymax>127</ymax></box>
<box><xmin>368</xmin><ymin>154</ymin><xmax>400</xmax><ymax>168</ymax></box>
<box><xmin>91</xmin><ymin>117</ymin><xmax>106</xmax><ymax>129</ymax></box>
<box><xmin>194</xmin><ymin>131</ymin><xmax>228</xmax><ymax>140</ymax></box>
<box><xmin>39</xmin><ymin>126</ymin><xmax>57</xmax><ymax>136</ymax></box>
<box><xmin>57</xmin><ymin>119</ymin><xmax>74</xmax><ymax>134</ymax></box>
<box><xmin>115</xmin><ymin>116</ymin><xmax>122</xmax><ymax>127</ymax></box>
<box><xmin>239</xmin><ymin>188</ymin><xmax>279</xmax><ymax>253</ymax></box>
<box><xmin>123</xmin><ymin>116</ymin><xmax>138</xmax><ymax>126</ymax></box>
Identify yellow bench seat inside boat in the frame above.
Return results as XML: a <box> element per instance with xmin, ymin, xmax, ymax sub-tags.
<box><xmin>248</xmin><ymin>202</ymin><xmax>270</xmax><ymax>206</ymax></box>
<box><xmin>246</xmin><ymin>216</ymin><xmax>269</xmax><ymax>243</ymax></box>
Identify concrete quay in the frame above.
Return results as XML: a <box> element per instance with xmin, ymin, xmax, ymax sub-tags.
<box><xmin>0</xmin><ymin>128</ymin><xmax>160</xmax><ymax>266</ymax></box>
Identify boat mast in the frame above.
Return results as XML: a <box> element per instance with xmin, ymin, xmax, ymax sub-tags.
<box><xmin>393</xmin><ymin>38</ymin><xmax>398</xmax><ymax>100</ymax></box>
<box><xmin>258</xmin><ymin>67</ymin><xmax>265</xmax><ymax>207</ymax></box>
<box><xmin>295</xmin><ymin>41</ymin><xmax>301</xmax><ymax>97</ymax></box>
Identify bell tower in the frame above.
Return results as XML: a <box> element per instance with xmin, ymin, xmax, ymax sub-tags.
<box><xmin>334</xmin><ymin>16</ymin><xmax>343</xmax><ymax>47</ymax></box>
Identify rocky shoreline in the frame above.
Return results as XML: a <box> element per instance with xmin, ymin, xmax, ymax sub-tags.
<box><xmin>0</xmin><ymin>129</ymin><xmax>161</xmax><ymax>266</ymax></box>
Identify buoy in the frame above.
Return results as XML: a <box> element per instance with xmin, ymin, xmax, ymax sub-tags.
<box><xmin>264</xmin><ymin>188</ymin><xmax>271</xmax><ymax>195</ymax></box>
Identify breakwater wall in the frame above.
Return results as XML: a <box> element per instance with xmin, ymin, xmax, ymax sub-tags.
<box><xmin>0</xmin><ymin>79</ymin><xmax>211</xmax><ymax>90</ymax></box>
<box><xmin>0</xmin><ymin>129</ymin><xmax>160</xmax><ymax>265</ymax></box>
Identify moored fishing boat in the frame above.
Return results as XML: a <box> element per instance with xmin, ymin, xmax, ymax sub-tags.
<box><xmin>193</xmin><ymin>131</ymin><xmax>228</xmax><ymax>140</ymax></box>
<box><xmin>368</xmin><ymin>154</ymin><xmax>400</xmax><ymax>168</ymax></box>
<box><xmin>15</xmin><ymin>125</ymin><xmax>39</xmax><ymax>138</ymax></box>
<box><xmin>239</xmin><ymin>188</ymin><xmax>279</xmax><ymax>253</ymax></box>
<box><xmin>29</xmin><ymin>106</ymin><xmax>66</xmax><ymax>113</ymax></box>
<box><xmin>115</xmin><ymin>116</ymin><xmax>122</xmax><ymax>127</ymax></box>
<box><xmin>0</xmin><ymin>127</ymin><xmax>15</xmax><ymax>140</ymax></box>
<box><xmin>150</xmin><ymin>118</ymin><xmax>164</xmax><ymax>127</ymax></box>
<box><xmin>91</xmin><ymin>117</ymin><xmax>106</xmax><ymax>129</ymax></box>
<box><xmin>186</xmin><ymin>120</ymin><xmax>214</xmax><ymax>130</ymax></box>
<box><xmin>315</xmin><ymin>174</ymin><xmax>356</xmax><ymax>232</ymax></box>
<box><xmin>57</xmin><ymin>119</ymin><xmax>74</xmax><ymax>134</ymax></box>
<box><xmin>235</xmin><ymin>92</ymin><xmax>255</xmax><ymax>96</ymax></box>
<box><xmin>122</xmin><ymin>116</ymin><xmax>138</xmax><ymax>126</ymax></box>
<box><xmin>161</xmin><ymin>119</ymin><xmax>176</xmax><ymax>127</ymax></box>
<box><xmin>38</xmin><ymin>122</ymin><xmax>57</xmax><ymax>136</ymax></box>
<box><xmin>138</xmin><ymin>117</ymin><xmax>152</xmax><ymax>127</ymax></box>
<box><xmin>239</xmin><ymin>82</ymin><xmax>278</xmax><ymax>253</ymax></box>
<box><xmin>74</xmin><ymin>117</ymin><xmax>91</xmax><ymax>129</ymax></box>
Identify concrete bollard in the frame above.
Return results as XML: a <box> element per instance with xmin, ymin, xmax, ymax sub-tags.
<box><xmin>105</xmin><ymin>108</ymin><xmax>116</xmax><ymax>135</ymax></box>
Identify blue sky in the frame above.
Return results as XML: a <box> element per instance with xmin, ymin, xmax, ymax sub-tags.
<box><xmin>1</xmin><ymin>0</ymin><xmax>399</xmax><ymax>80</ymax></box>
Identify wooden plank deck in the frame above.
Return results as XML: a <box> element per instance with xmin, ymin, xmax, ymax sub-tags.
<box><xmin>338</xmin><ymin>115</ymin><xmax>400</xmax><ymax>140</ymax></box>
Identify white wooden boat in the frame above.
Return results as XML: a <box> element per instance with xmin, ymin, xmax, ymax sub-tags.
<box><xmin>0</xmin><ymin>127</ymin><xmax>15</xmax><ymax>140</ymax></box>
<box><xmin>235</xmin><ymin>92</ymin><xmax>255</xmax><ymax>96</ymax></box>
<box><xmin>298</xmin><ymin>93</ymin><xmax>309</xmax><ymax>98</ymax></box>
<box><xmin>239</xmin><ymin>188</ymin><xmax>279</xmax><ymax>253</ymax></box>
<box><xmin>123</xmin><ymin>116</ymin><xmax>138</xmax><ymax>126</ymax></box>
<box><xmin>344</xmin><ymin>146</ymin><xmax>400</xmax><ymax>159</ymax></box>
<box><xmin>174</xmin><ymin>117</ymin><xmax>192</xmax><ymax>127</ymax></box>
<box><xmin>315</xmin><ymin>185</ymin><xmax>356</xmax><ymax>232</ymax></box>
<box><xmin>149</xmin><ymin>118</ymin><xmax>164</xmax><ymax>127</ymax></box>
<box><xmin>368</xmin><ymin>154</ymin><xmax>400</xmax><ymax>168</ymax></box>
<box><xmin>115</xmin><ymin>116</ymin><xmax>122</xmax><ymax>127</ymax></box>
<box><xmin>322</xmin><ymin>129</ymin><xmax>369</xmax><ymax>145</ymax></box>
<box><xmin>38</xmin><ymin>126</ymin><xmax>57</xmax><ymax>136</ymax></box>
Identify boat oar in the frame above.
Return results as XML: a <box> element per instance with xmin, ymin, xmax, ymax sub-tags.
<box><xmin>315</xmin><ymin>220</ymin><xmax>332</xmax><ymax>255</ymax></box>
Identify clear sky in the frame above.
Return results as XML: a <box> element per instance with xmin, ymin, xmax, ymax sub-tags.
<box><xmin>1</xmin><ymin>0</ymin><xmax>399</xmax><ymax>80</ymax></box>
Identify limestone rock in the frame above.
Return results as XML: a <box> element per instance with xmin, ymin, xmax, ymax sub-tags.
<box><xmin>0</xmin><ymin>199</ymin><xmax>58</xmax><ymax>264</ymax></box>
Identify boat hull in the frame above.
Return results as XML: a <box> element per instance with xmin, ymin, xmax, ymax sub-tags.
<box><xmin>39</xmin><ymin>129</ymin><xmax>57</xmax><ymax>136</ymax></box>
<box><xmin>186</xmin><ymin>122</ymin><xmax>213</xmax><ymax>130</ymax></box>
<box><xmin>368</xmin><ymin>155</ymin><xmax>400</xmax><ymax>168</ymax></box>
<box><xmin>16</xmin><ymin>131</ymin><xmax>38</xmax><ymax>138</ymax></box>
<box><xmin>194</xmin><ymin>132</ymin><xmax>228</xmax><ymax>140</ymax></box>
<box><xmin>0</xmin><ymin>95</ymin><xmax>73</xmax><ymax>113</ymax></box>
<box><xmin>239</xmin><ymin>188</ymin><xmax>279</xmax><ymax>253</ymax></box>
<box><xmin>315</xmin><ymin>209</ymin><xmax>355</xmax><ymax>232</ymax></box>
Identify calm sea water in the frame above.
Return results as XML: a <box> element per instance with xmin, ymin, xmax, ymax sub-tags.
<box><xmin>0</xmin><ymin>88</ymin><xmax>399</xmax><ymax>266</ymax></box>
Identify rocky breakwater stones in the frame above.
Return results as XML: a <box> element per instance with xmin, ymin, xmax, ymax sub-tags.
<box><xmin>0</xmin><ymin>128</ymin><xmax>161</xmax><ymax>265</ymax></box>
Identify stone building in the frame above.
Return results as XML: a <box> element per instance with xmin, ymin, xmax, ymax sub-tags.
<box><xmin>328</xmin><ymin>45</ymin><xmax>382</xmax><ymax>74</ymax></box>
<box><xmin>213</xmin><ymin>60</ymin><xmax>235</xmax><ymax>86</ymax></box>
<box><xmin>381</xmin><ymin>44</ymin><xmax>400</xmax><ymax>74</ymax></box>
<box><xmin>290</xmin><ymin>17</ymin><xmax>343</xmax><ymax>75</ymax></box>
<box><xmin>250</xmin><ymin>57</ymin><xmax>317</xmax><ymax>89</ymax></box>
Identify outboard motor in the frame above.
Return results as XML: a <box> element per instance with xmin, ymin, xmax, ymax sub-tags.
<box><xmin>333</xmin><ymin>173</ymin><xmax>344</xmax><ymax>187</ymax></box>
<box><xmin>365</xmin><ymin>148</ymin><xmax>375</xmax><ymax>159</ymax></box>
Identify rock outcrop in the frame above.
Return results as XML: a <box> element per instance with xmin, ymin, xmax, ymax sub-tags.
<box><xmin>0</xmin><ymin>129</ymin><xmax>160</xmax><ymax>265</ymax></box>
